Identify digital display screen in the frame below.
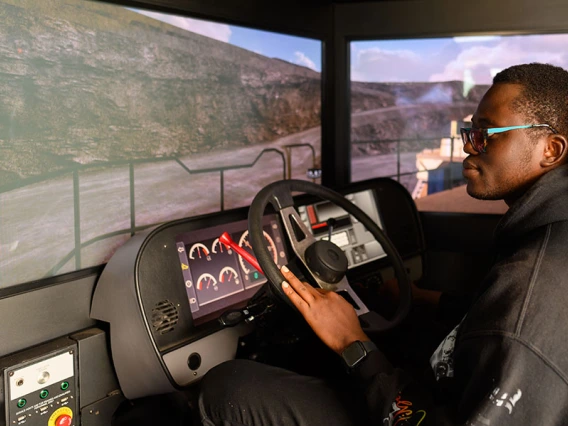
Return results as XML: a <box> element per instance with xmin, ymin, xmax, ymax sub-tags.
<box><xmin>175</xmin><ymin>216</ymin><xmax>287</xmax><ymax>320</ymax></box>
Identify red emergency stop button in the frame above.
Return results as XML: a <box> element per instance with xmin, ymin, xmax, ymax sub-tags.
<box><xmin>48</xmin><ymin>407</ymin><xmax>73</xmax><ymax>426</ymax></box>
<box><xmin>55</xmin><ymin>414</ymin><xmax>72</xmax><ymax>426</ymax></box>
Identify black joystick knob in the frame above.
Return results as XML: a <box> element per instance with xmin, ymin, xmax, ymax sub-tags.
<box><xmin>304</xmin><ymin>240</ymin><xmax>348</xmax><ymax>284</ymax></box>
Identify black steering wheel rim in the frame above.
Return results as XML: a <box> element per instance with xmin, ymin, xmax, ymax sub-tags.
<box><xmin>248</xmin><ymin>179</ymin><xmax>412</xmax><ymax>333</ymax></box>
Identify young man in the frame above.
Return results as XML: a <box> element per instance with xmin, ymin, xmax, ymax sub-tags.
<box><xmin>199</xmin><ymin>63</ymin><xmax>568</xmax><ymax>425</ymax></box>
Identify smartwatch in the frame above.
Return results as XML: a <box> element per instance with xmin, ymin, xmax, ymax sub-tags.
<box><xmin>341</xmin><ymin>340</ymin><xmax>378</xmax><ymax>369</ymax></box>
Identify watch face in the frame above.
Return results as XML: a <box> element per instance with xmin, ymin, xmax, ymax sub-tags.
<box><xmin>342</xmin><ymin>341</ymin><xmax>366</xmax><ymax>368</ymax></box>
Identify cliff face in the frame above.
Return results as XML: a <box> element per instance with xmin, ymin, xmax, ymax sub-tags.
<box><xmin>0</xmin><ymin>0</ymin><xmax>321</xmax><ymax>184</ymax></box>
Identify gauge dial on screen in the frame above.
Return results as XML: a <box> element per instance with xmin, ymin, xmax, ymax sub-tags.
<box><xmin>196</xmin><ymin>273</ymin><xmax>217</xmax><ymax>291</ymax></box>
<box><xmin>211</xmin><ymin>237</ymin><xmax>233</xmax><ymax>255</ymax></box>
<box><xmin>219</xmin><ymin>266</ymin><xmax>240</xmax><ymax>286</ymax></box>
<box><xmin>238</xmin><ymin>230</ymin><xmax>277</xmax><ymax>274</ymax></box>
<box><xmin>237</xmin><ymin>229</ymin><xmax>280</xmax><ymax>288</ymax></box>
<box><xmin>189</xmin><ymin>243</ymin><xmax>211</xmax><ymax>261</ymax></box>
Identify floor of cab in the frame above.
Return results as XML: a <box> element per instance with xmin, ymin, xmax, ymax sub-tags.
<box><xmin>112</xmin><ymin>392</ymin><xmax>197</xmax><ymax>426</ymax></box>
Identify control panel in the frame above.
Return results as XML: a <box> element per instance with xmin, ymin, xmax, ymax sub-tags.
<box><xmin>1</xmin><ymin>338</ymin><xmax>78</xmax><ymax>426</ymax></box>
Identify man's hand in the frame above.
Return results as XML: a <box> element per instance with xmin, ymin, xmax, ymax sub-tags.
<box><xmin>280</xmin><ymin>265</ymin><xmax>369</xmax><ymax>354</ymax></box>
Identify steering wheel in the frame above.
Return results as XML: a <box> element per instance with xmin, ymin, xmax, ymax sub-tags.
<box><xmin>248</xmin><ymin>179</ymin><xmax>412</xmax><ymax>333</ymax></box>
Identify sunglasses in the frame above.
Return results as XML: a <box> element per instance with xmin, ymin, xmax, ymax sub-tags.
<box><xmin>460</xmin><ymin>124</ymin><xmax>558</xmax><ymax>153</ymax></box>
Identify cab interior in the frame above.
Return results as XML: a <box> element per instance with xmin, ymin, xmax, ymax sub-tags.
<box><xmin>0</xmin><ymin>0</ymin><xmax>562</xmax><ymax>425</ymax></box>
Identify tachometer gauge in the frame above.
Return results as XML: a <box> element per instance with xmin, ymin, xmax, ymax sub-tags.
<box><xmin>196</xmin><ymin>273</ymin><xmax>217</xmax><ymax>291</ymax></box>
<box><xmin>219</xmin><ymin>267</ymin><xmax>240</xmax><ymax>286</ymax></box>
<box><xmin>189</xmin><ymin>243</ymin><xmax>211</xmax><ymax>261</ymax></box>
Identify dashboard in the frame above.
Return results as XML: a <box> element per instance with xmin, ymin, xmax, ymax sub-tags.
<box><xmin>90</xmin><ymin>178</ymin><xmax>425</xmax><ymax>400</ymax></box>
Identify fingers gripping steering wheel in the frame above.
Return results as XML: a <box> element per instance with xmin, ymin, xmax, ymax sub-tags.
<box><xmin>248</xmin><ymin>179</ymin><xmax>412</xmax><ymax>333</ymax></box>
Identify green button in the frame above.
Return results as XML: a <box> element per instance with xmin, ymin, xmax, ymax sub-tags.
<box><xmin>61</xmin><ymin>381</ymin><xmax>69</xmax><ymax>390</ymax></box>
<box><xmin>253</xmin><ymin>272</ymin><xmax>259</xmax><ymax>279</ymax></box>
<box><xmin>17</xmin><ymin>398</ymin><xmax>26</xmax><ymax>408</ymax></box>
<box><xmin>39</xmin><ymin>389</ymin><xmax>49</xmax><ymax>399</ymax></box>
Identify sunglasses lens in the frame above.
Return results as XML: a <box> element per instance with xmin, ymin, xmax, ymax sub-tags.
<box><xmin>470</xmin><ymin>129</ymin><xmax>485</xmax><ymax>152</ymax></box>
<box><xmin>460</xmin><ymin>129</ymin><xmax>470</xmax><ymax>144</ymax></box>
<box><xmin>461</xmin><ymin>128</ymin><xmax>486</xmax><ymax>153</ymax></box>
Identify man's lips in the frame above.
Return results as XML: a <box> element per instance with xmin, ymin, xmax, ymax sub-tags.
<box><xmin>462</xmin><ymin>160</ymin><xmax>479</xmax><ymax>178</ymax></box>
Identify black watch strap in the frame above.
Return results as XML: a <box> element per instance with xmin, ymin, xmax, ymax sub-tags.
<box><xmin>341</xmin><ymin>340</ymin><xmax>378</xmax><ymax>369</ymax></box>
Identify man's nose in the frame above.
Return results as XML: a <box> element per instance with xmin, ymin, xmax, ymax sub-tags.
<box><xmin>462</xmin><ymin>140</ymin><xmax>480</xmax><ymax>156</ymax></box>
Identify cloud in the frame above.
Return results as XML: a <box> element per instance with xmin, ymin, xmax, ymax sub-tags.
<box><xmin>351</xmin><ymin>46</ymin><xmax>441</xmax><ymax>82</ymax></box>
<box><xmin>430</xmin><ymin>34</ymin><xmax>568</xmax><ymax>84</ymax></box>
<box><xmin>293</xmin><ymin>51</ymin><xmax>317</xmax><ymax>70</ymax></box>
<box><xmin>453</xmin><ymin>36</ymin><xmax>501</xmax><ymax>44</ymax></box>
<box><xmin>132</xmin><ymin>9</ymin><xmax>231</xmax><ymax>43</ymax></box>
<box><xmin>352</xmin><ymin>34</ymin><xmax>568</xmax><ymax>84</ymax></box>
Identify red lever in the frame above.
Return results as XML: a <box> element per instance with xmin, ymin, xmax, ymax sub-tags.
<box><xmin>219</xmin><ymin>232</ymin><xmax>264</xmax><ymax>275</ymax></box>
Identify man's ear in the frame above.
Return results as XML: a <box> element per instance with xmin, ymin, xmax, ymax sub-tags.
<box><xmin>541</xmin><ymin>134</ymin><xmax>568</xmax><ymax>168</ymax></box>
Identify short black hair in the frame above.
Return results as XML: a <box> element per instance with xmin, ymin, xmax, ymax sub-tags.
<box><xmin>493</xmin><ymin>63</ymin><xmax>568</xmax><ymax>136</ymax></box>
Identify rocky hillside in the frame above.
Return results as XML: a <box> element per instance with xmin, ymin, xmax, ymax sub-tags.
<box><xmin>0</xmin><ymin>0</ymin><xmax>321</xmax><ymax>184</ymax></box>
<box><xmin>350</xmin><ymin>81</ymin><xmax>489</xmax><ymax>156</ymax></box>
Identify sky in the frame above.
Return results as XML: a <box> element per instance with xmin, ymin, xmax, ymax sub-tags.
<box><xmin>131</xmin><ymin>9</ymin><xmax>322</xmax><ymax>72</ymax></box>
<box><xmin>351</xmin><ymin>34</ymin><xmax>568</xmax><ymax>83</ymax></box>
<box><xmin>131</xmin><ymin>9</ymin><xmax>568</xmax><ymax>85</ymax></box>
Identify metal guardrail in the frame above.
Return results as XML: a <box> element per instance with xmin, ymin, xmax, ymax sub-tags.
<box><xmin>282</xmin><ymin>143</ymin><xmax>317</xmax><ymax>180</ymax></box>
<box><xmin>0</xmin><ymin>150</ymin><xmax>287</xmax><ymax>277</ymax></box>
<box><xmin>3</xmin><ymin>135</ymin><xmax>461</xmax><ymax>279</ymax></box>
<box><xmin>353</xmin><ymin>135</ymin><xmax>461</xmax><ymax>183</ymax></box>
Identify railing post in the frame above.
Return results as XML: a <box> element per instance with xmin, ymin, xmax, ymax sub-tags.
<box><xmin>284</xmin><ymin>146</ymin><xmax>292</xmax><ymax>179</ymax></box>
<box><xmin>396</xmin><ymin>140</ymin><xmax>401</xmax><ymax>182</ymax></box>
<box><xmin>130</xmin><ymin>163</ymin><xmax>136</xmax><ymax>236</ymax></box>
<box><xmin>72</xmin><ymin>169</ymin><xmax>81</xmax><ymax>269</ymax></box>
<box><xmin>282</xmin><ymin>143</ymin><xmax>316</xmax><ymax>181</ymax></box>
<box><xmin>220</xmin><ymin>170</ymin><xmax>225</xmax><ymax>211</ymax></box>
<box><xmin>449</xmin><ymin>136</ymin><xmax>454</xmax><ymax>189</ymax></box>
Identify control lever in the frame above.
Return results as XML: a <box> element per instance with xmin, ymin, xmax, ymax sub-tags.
<box><xmin>326</xmin><ymin>217</ymin><xmax>336</xmax><ymax>241</ymax></box>
<box><xmin>219</xmin><ymin>232</ymin><xmax>264</xmax><ymax>275</ymax></box>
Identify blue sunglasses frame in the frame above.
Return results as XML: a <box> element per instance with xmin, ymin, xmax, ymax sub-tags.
<box><xmin>460</xmin><ymin>124</ymin><xmax>558</xmax><ymax>153</ymax></box>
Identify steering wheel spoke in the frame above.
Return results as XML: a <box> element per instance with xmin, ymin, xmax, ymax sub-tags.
<box><xmin>333</xmin><ymin>277</ymin><xmax>370</xmax><ymax>316</ymax></box>
<box><xmin>279</xmin><ymin>205</ymin><xmax>317</xmax><ymax>262</ymax></box>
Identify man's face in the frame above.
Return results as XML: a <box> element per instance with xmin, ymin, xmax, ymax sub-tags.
<box><xmin>463</xmin><ymin>83</ymin><xmax>548</xmax><ymax>205</ymax></box>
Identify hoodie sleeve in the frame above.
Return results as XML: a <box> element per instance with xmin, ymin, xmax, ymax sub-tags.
<box><xmin>350</xmin><ymin>333</ymin><xmax>568</xmax><ymax>425</ymax></box>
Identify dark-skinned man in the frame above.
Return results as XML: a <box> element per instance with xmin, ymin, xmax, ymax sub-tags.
<box><xmin>199</xmin><ymin>63</ymin><xmax>568</xmax><ymax>425</ymax></box>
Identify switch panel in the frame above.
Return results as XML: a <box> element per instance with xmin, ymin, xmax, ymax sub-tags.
<box><xmin>1</xmin><ymin>337</ymin><xmax>78</xmax><ymax>426</ymax></box>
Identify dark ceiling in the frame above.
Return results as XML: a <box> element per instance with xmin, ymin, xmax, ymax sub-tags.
<box><xmin>305</xmin><ymin>0</ymin><xmax>407</xmax><ymax>3</ymax></box>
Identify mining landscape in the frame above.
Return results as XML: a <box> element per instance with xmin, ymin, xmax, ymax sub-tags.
<box><xmin>0</xmin><ymin>0</ymin><xmax>487</xmax><ymax>287</ymax></box>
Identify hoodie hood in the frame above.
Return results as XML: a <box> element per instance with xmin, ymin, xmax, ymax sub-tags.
<box><xmin>495</xmin><ymin>163</ymin><xmax>568</xmax><ymax>242</ymax></box>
